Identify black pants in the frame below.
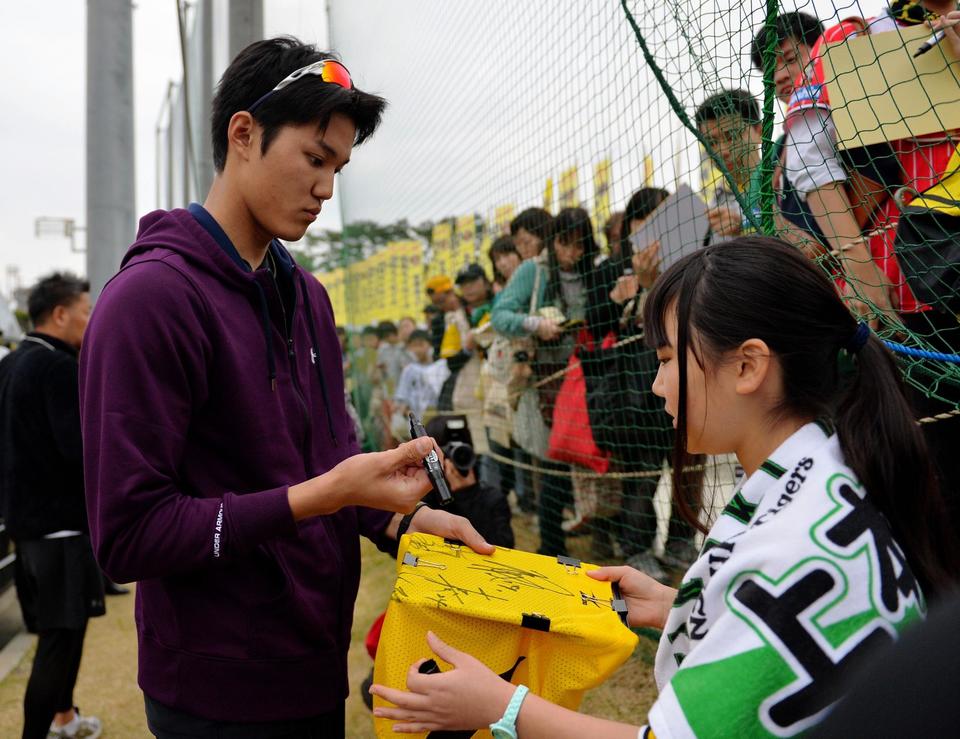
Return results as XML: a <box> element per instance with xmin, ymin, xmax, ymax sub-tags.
<box><xmin>616</xmin><ymin>472</ymin><xmax>690</xmax><ymax>556</ymax></box>
<box><xmin>22</xmin><ymin>625</ymin><xmax>87</xmax><ymax>739</ymax></box>
<box><xmin>145</xmin><ymin>696</ymin><xmax>345</xmax><ymax>739</ymax></box>
<box><xmin>536</xmin><ymin>459</ymin><xmax>572</xmax><ymax>557</ymax></box>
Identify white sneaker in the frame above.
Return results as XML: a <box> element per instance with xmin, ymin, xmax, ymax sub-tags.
<box><xmin>48</xmin><ymin>707</ymin><xmax>102</xmax><ymax>739</ymax></box>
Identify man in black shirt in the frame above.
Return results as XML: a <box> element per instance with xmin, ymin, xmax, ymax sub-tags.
<box><xmin>0</xmin><ymin>273</ymin><xmax>104</xmax><ymax>739</ymax></box>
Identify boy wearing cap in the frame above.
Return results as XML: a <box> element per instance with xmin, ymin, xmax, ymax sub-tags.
<box><xmin>79</xmin><ymin>38</ymin><xmax>491</xmax><ymax>737</ymax></box>
<box><xmin>425</xmin><ymin>274</ymin><xmax>458</xmax><ymax>357</ymax></box>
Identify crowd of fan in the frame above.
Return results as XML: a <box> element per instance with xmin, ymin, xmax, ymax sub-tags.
<box><xmin>334</xmin><ymin>10</ymin><xmax>960</xmax><ymax>583</ymax></box>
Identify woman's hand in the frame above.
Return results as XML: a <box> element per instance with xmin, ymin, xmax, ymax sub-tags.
<box><xmin>370</xmin><ymin>631</ymin><xmax>516</xmax><ymax>733</ymax></box>
<box><xmin>610</xmin><ymin>274</ymin><xmax>641</xmax><ymax>305</ymax></box>
<box><xmin>406</xmin><ymin>507</ymin><xmax>495</xmax><ymax>556</ymax></box>
<box><xmin>632</xmin><ymin>239</ymin><xmax>661</xmax><ymax>289</ymax></box>
<box><xmin>707</xmin><ymin>206</ymin><xmax>742</xmax><ymax>238</ymax></box>
<box><xmin>535</xmin><ymin>319</ymin><xmax>561</xmax><ymax>341</ymax></box>
<box><xmin>588</xmin><ymin>565</ymin><xmax>676</xmax><ymax>630</ymax></box>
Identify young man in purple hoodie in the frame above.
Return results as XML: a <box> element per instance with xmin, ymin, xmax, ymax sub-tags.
<box><xmin>79</xmin><ymin>38</ymin><xmax>492</xmax><ymax>738</ymax></box>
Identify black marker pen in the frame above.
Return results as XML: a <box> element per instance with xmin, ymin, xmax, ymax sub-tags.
<box><xmin>408</xmin><ymin>413</ymin><xmax>453</xmax><ymax>505</ymax></box>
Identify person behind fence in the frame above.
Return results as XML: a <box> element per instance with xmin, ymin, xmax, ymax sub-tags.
<box><xmin>439</xmin><ymin>264</ymin><xmax>494</xmax><ymax>477</ymax></box>
<box><xmin>78</xmin><ymin>37</ymin><xmax>495</xmax><ymax>739</ymax></box>
<box><xmin>488</xmin><ymin>235</ymin><xmax>522</xmax><ymax>296</ymax></box>
<box><xmin>491</xmin><ymin>207</ymin><xmax>601</xmax><ymax>557</ymax></box>
<box><xmin>749</xmin><ymin>12</ymin><xmax>829</xmax><ymax>254</ymax></box>
<box><xmin>783</xmin><ymin>0</ymin><xmax>960</xmax><ymax>536</ymax></box>
<box><xmin>0</xmin><ymin>273</ymin><xmax>104</xmax><ymax>739</ymax></box>
<box><xmin>422</xmin><ymin>414</ymin><xmax>514</xmax><ymax>548</ymax></box>
<box><xmin>603</xmin><ymin>211</ymin><xmax>625</xmax><ymax>260</ymax></box>
<box><xmin>509</xmin><ymin>207</ymin><xmax>552</xmax><ymax>261</ymax></box>
<box><xmin>376</xmin><ymin>320</ymin><xmax>408</xmax><ymax>396</ymax></box>
<box><xmin>371</xmin><ymin>236</ymin><xmax>959</xmax><ymax>738</ymax></box>
<box><xmin>391</xmin><ymin>329</ymin><xmax>439</xmax><ymax>438</ymax></box>
<box><xmin>425</xmin><ymin>274</ymin><xmax>459</xmax><ymax>358</ymax></box>
<box><xmin>695</xmin><ymin>89</ymin><xmax>767</xmax><ymax>242</ymax></box>
<box><xmin>397</xmin><ymin>315</ymin><xmax>417</xmax><ymax>344</ymax></box>
<box><xmin>482</xmin><ymin>236</ymin><xmax>525</xmax><ymax>502</ymax></box>
<box><xmin>584</xmin><ymin>187</ymin><xmax>699</xmax><ymax>580</ymax></box>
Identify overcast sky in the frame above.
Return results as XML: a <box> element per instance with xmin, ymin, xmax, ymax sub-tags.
<box><xmin>1</xmin><ymin>0</ymin><xmax>887</xmax><ymax>294</ymax></box>
<box><xmin>0</xmin><ymin>0</ymin><xmax>332</xmax><ymax>292</ymax></box>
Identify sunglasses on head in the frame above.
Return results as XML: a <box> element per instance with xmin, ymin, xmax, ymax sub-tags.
<box><xmin>246</xmin><ymin>59</ymin><xmax>353</xmax><ymax>114</ymax></box>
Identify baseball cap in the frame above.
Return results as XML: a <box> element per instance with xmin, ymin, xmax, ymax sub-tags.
<box><xmin>425</xmin><ymin>275</ymin><xmax>453</xmax><ymax>294</ymax></box>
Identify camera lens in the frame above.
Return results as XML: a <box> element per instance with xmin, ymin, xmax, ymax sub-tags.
<box><xmin>443</xmin><ymin>441</ymin><xmax>476</xmax><ymax>476</ymax></box>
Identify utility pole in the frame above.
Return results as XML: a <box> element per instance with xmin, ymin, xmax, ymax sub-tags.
<box><xmin>229</xmin><ymin>0</ymin><xmax>263</xmax><ymax>60</ymax></box>
<box><xmin>86</xmin><ymin>0</ymin><xmax>135</xmax><ymax>299</ymax></box>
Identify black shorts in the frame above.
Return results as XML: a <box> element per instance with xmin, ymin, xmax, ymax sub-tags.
<box><xmin>14</xmin><ymin>535</ymin><xmax>106</xmax><ymax>633</ymax></box>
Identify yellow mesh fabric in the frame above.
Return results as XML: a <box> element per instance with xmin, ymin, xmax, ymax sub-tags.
<box><xmin>373</xmin><ymin>534</ymin><xmax>639</xmax><ymax>738</ymax></box>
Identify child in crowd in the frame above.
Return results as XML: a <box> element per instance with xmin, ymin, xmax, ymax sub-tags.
<box><xmin>392</xmin><ymin>329</ymin><xmax>440</xmax><ymax>435</ymax></box>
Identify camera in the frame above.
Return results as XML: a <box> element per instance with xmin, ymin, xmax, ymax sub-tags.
<box><xmin>442</xmin><ymin>441</ymin><xmax>476</xmax><ymax>477</ymax></box>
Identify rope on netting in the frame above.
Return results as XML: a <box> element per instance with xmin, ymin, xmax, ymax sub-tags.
<box><xmin>884</xmin><ymin>341</ymin><xmax>960</xmax><ymax>365</ymax></box>
<box><xmin>484</xmin><ymin>449</ymin><xmax>726</xmax><ymax>481</ymax></box>
<box><xmin>507</xmin><ymin>331</ymin><xmax>647</xmax><ymax>400</ymax></box>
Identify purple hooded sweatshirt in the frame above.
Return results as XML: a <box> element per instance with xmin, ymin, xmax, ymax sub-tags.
<box><xmin>79</xmin><ymin>207</ymin><xmax>394</xmax><ymax>722</ymax></box>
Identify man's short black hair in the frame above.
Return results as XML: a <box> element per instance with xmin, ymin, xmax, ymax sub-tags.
<box><xmin>361</xmin><ymin>325</ymin><xmax>378</xmax><ymax>336</ymax></box>
<box><xmin>211</xmin><ymin>37</ymin><xmax>387</xmax><ymax>171</ymax></box>
<box><xmin>27</xmin><ymin>272</ymin><xmax>89</xmax><ymax>325</ymax></box>
<box><xmin>695</xmin><ymin>89</ymin><xmax>761</xmax><ymax>128</ymax></box>
<box><xmin>406</xmin><ymin>329</ymin><xmax>431</xmax><ymax>345</ymax></box>
<box><xmin>751</xmin><ymin>12</ymin><xmax>824</xmax><ymax>70</ymax></box>
<box><xmin>509</xmin><ymin>208</ymin><xmax>552</xmax><ymax>242</ymax></box>
<box><xmin>376</xmin><ymin>321</ymin><xmax>398</xmax><ymax>339</ymax></box>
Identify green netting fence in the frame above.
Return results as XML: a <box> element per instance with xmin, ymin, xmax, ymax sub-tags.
<box><xmin>307</xmin><ymin>0</ymin><xmax>960</xmax><ymax>619</ymax></box>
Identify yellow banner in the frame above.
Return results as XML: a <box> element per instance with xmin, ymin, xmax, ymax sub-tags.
<box><xmin>454</xmin><ymin>214</ymin><xmax>477</xmax><ymax>274</ymax></box>
<box><xmin>543</xmin><ymin>178</ymin><xmax>554</xmax><ymax>213</ymax></box>
<box><xmin>430</xmin><ymin>220</ymin><xmax>454</xmax><ymax>280</ymax></box>
<box><xmin>559</xmin><ymin>166</ymin><xmax>579</xmax><ymax>209</ymax></box>
<box><xmin>593</xmin><ymin>159</ymin><xmax>612</xmax><ymax>235</ymax></box>
<box><xmin>643</xmin><ymin>155</ymin><xmax>655</xmax><ymax>186</ymax></box>
<box><xmin>313</xmin><ymin>268</ymin><xmax>348</xmax><ymax>326</ymax></box>
<box><xmin>493</xmin><ymin>204</ymin><xmax>515</xmax><ymax>236</ymax></box>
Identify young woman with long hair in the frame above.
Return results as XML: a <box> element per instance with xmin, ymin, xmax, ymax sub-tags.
<box><xmin>372</xmin><ymin>237</ymin><xmax>957</xmax><ymax>738</ymax></box>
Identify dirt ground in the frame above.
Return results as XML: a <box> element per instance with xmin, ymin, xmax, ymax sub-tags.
<box><xmin>0</xmin><ymin>517</ymin><xmax>659</xmax><ymax>737</ymax></box>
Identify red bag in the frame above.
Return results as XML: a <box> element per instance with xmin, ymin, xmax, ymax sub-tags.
<box><xmin>547</xmin><ymin>353</ymin><xmax>610</xmax><ymax>474</ymax></box>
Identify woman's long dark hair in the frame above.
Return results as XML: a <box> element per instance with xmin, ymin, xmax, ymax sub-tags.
<box><xmin>544</xmin><ymin>207</ymin><xmax>599</xmax><ymax>311</ymax></box>
<box><xmin>643</xmin><ymin>236</ymin><xmax>957</xmax><ymax>597</ymax></box>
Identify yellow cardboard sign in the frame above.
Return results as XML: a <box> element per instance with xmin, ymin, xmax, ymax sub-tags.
<box><xmin>821</xmin><ymin>24</ymin><xmax>960</xmax><ymax>150</ymax></box>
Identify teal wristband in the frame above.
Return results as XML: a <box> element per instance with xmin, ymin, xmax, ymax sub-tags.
<box><xmin>489</xmin><ymin>684</ymin><xmax>529</xmax><ymax>739</ymax></box>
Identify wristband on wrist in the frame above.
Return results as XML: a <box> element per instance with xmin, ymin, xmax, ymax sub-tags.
<box><xmin>396</xmin><ymin>501</ymin><xmax>428</xmax><ymax>540</ymax></box>
<box><xmin>489</xmin><ymin>684</ymin><xmax>529</xmax><ymax>739</ymax></box>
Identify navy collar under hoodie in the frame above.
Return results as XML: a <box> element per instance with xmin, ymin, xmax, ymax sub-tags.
<box><xmin>187</xmin><ymin>202</ymin><xmax>337</xmax><ymax>446</ymax></box>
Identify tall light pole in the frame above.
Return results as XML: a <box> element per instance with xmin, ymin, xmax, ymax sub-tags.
<box><xmin>86</xmin><ymin>0</ymin><xmax>135</xmax><ymax>299</ymax></box>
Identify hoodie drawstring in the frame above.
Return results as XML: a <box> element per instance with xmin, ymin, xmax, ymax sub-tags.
<box><xmin>298</xmin><ymin>273</ymin><xmax>339</xmax><ymax>447</ymax></box>
<box><xmin>253</xmin><ymin>281</ymin><xmax>278</xmax><ymax>391</ymax></box>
